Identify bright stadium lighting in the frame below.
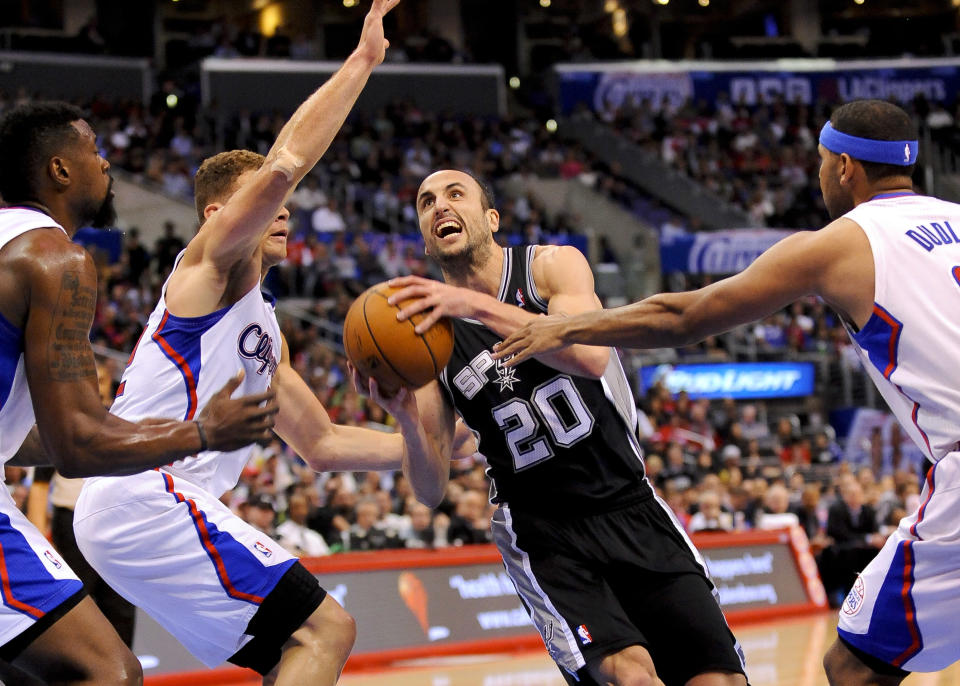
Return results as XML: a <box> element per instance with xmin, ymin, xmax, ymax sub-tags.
<box><xmin>166</xmin><ymin>93</ymin><xmax>178</xmax><ymax>108</ymax></box>
<box><xmin>604</xmin><ymin>0</ymin><xmax>618</xmax><ymax>11</ymax></box>
<box><xmin>853</xmin><ymin>0</ymin><xmax>864</xmax><ymax>4</ymax></box>
<box><xmin>509</xmin><ymin>76</ymin><xmax>521</xmax><ymax>89</ymax></box>
<box><xmin>343</xmin><ymin>0</ymin><xmax>357</xmax><ymax>6</ymax></box>
<box><xmin>545</xmin><ymin>119</ymin><xmax>558</xmax><ymax>133</ymax></box>
<box><xmin>654</xmin><ymin>0</ymin><xmax>670</xmax><ymax>5</ymax></box>
<box><xmin>540</xmin><ymin>0</ymin><xmax>551</xmax><ymax>7</ymax></box>
<box><xmin>699</xmin><ymin>0</ymin><xmax>710</xmax><ymax>6</ymax></box>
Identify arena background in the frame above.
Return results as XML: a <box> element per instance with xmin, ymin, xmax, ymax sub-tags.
<box><xmin>4</xmin><ymin>1</ymin><xmax>960</xmax><ymax>684</ymax></box>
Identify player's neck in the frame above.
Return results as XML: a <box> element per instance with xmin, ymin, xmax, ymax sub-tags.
<box><xmin>860</xmin><ymin>180</ymin><xmax>915</xmax><ymax>205</ymax></box>
<box><xmin>441</xmin><ymin>244</ymin><xmax>504</xmax><ymax>296</ymax></box>
<box><xmin>36</xmin><ymin>198</ymin><xmax>83</xmax><ymax>236</ymax></box>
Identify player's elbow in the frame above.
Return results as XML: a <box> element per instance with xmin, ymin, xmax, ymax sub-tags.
<box><xmin>574</xmin><ymin>348</ymin><xmax>610</xmax><ymax>379</ymax></box>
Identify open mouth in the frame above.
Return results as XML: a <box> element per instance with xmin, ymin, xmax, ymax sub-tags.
<box><xmin>434</xmin><ymin>218</ymin><xmax>463</xmax><ymax>239</ymax></box>
<box><xmin>270</xmin><ymin>229</ymin><xmax>288</xmax><ymax>239</ymax></box>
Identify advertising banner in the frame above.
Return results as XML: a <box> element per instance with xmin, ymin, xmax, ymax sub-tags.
<box><xmin>639</xmin><ymin>362</ymin><xmax>816</xmax><ymax>399</ymax></box>
<box><xmin>660</xmin><ymin>229</ymin><xmax>796</xmax><ymax>274</ymax></box>
<box><xmin>556</xmin><ymin>58</ymin><xmax>960</xmax><ymax>115</ymax></box>
<box><xmin>139</xmin><ymin>534</ymin><xmax>825</xmax><ymax>683</ymax></box>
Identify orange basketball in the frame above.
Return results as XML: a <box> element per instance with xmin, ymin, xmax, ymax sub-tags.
<box><xmin>343</xmin><ymin>282</ymin><xmax>454</xmax><ymax>395</ymax></box>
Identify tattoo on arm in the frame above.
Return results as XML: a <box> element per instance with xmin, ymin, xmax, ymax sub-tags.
<box><xmin>46</xmin><ymin>271</ymin><xmax>97</xmax><ymax>381</ymax></box>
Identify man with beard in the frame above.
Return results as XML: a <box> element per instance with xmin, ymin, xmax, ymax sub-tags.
<box><xmin>378</xmin><ymin>168</ymin><xmax>748</xmax><ymax>686</ymax></box>
<box><xmin>495</xmin><ymin>100</ymin><xmax>960</xmax><ymax>685</ymax></box>
<box><xmin>0</xmin><ymin>103</ymin><xmax>278</xmax><ymax>683</ymax></box>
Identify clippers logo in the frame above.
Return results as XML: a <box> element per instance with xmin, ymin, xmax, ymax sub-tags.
<box><xmin>842</xmin><ymin>575</ymin><xmax>865</xmax><ymax>617</ymax></box>
<box><xmin>515</xmin><ymin>288</ymin><xmax>525</xmax><ymax>307</ymax></box>
<box><xmin>44</xmin><ymin>550</ymin><xmax>62</xmax><ymax>569</ymax></box>
<box><xmin>576</xmin><ymin>624</ymin><xmax>593</xmax><ymax>645</ymax></box>
<box><xmin>238</xmin><ymin>323</ymin><xmax>278</xmax><ymax>376</ymax></box>
<box><xmin>253</xmin><ymin>541</ymin><xmax>272</xmax><ymax>558</ymax></box>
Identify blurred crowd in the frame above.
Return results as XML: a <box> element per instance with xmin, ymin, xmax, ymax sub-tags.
<box><xmin>592</xmin><ymin>93</ymin><xmax>960</xmax><ymax>229</ymax></box>
<box><xmin>0</xmin><ymin>85</ymin><xmax>939</xmax><ymax>612</ymax></box>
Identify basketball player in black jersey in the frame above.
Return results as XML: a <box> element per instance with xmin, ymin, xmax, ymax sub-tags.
<box><xmin>382</xmin><ymin>169</ymin><xmax>748</xmax><ymax>686</ymax></box>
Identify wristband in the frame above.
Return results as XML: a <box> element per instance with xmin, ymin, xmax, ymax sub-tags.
<box><xmin>194</xmin><ymin>420</ymin><xmax>209</xmax><ymax>452</ymax></box>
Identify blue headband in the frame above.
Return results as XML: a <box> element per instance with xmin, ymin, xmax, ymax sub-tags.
<box><xmin>819</xmin><ymin>121</ymin><xmax>917</xmax><ymax>166</ymax></box>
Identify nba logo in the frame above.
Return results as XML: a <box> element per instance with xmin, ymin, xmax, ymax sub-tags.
<box><xmin>254</xmin><ymin>541</ymin><xmax>272</xmax><ymax>558</ymax></box>
<box><xmin>576</xmin><ymin>624</ymin><xmax>592</xmax><ymax>645</ymax></box>
<box><xmin>44</xmin><ymin>550</ymin><xmax>62</xmax><ymax>569</ymax></box>
<box><xmin>515</xmin><ymin>288</ymin><xmax>525</xmax><ymax>307</ymax></box>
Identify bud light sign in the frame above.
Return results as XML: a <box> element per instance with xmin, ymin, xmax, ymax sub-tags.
<box><xmin>640</xmin><ymin>362</ymin><xmax>815</xmax><ymax>399</ymax></box>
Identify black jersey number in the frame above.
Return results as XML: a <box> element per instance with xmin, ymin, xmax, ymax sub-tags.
<box><xmin>491</xmin><ymin>376</ymin><xmax>595</xmax><ymax>471</ymax></box>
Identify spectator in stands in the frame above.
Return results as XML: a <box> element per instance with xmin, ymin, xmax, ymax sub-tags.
<box><xmin>348</xmin><ymin>497</ymin><xmax>400</xmax><ymax>551</ymax></box>
<box><xmin>739</xmin><ymin>404</ymin><xmax>770</xmax><ymax>442</ymax></box>
<box><xmin>821</xmin><ymin>478</ymin><xmax>885</xmax><ymax>606</ymax></box>
<box><xmin>154</xmin><ymin>220</ymin><xmax>185</xmax><ymax>277</ymax></box>
<box><xmin>402</xmin><ymin>500</ymin><xmax>449</xmax><ymax>549</ymax></box>
<box><xmin>658</xmin><ymin>442</ymin><xmax>698</xmax><ymax>492</ymax></box>
<box><xmin>244</xmin><ymin>496</ymin><xmax>277</xmax><ymax>537</ymax></box>
<box><xmin>755</xmin><ymin>484</ymin><xmax>800</xmax><ymax>530</ymax></box>
<box><xmin>688</xmin><ymin>490</ymin><xmax>733</xmax><ymax>533</ymax></box>
<box><xmin>123</xmin><ymin>228</ymin><xmax>151</xmax><ymax>286</ymax></box>
<box><xmin>276</xmin><ymin>493</ymin><xmax>330</xmax><ymax>557</ymax></box>
<box><xmin>447</xmin><ymin>490</ymin><xmax>492</xmax><ymax>546</ymax></box>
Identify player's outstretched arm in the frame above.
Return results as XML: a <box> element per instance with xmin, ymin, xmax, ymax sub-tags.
<box><xmin>192</xmin><ymin>0</ymin><xmax>400</xmax><ymax>272</ymax></box>
<box><xmin>271</xmin><ymin>338</ymin><xmax>463</xmax><ymax>501</ymax></box>
<box><xmin>494</xmin><ymin>221</ymin><xmax>871</xmax><ymax>365</ymax></box>
<box><xmin>21</xmin><ymin>235</ymin><xmax>277</xmax><ymax>477</ymax></box>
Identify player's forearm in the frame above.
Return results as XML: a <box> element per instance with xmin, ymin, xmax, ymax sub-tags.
<box><xmin>475</xmin><ymin>297</ymin><xmax>608</xmax><ymax>377</ymax></box>
<box><xmin>50</xmin><ymin>414</ymin><xmax>204</xmax><ymax>478</ymax></box>
<box><xmin>561</xmin><ymin>293</ymin><xmax>707</xmax><ymax>350</ymax></box>
<box><xmin>305</xmin><ymin>425</ymin><xmax>404</xmax><ymax>472</ymax></box>
<box><xmin>267</xmin><ymin>51</ymin><xmax>379</xmax><ymax>184</ymax></box>
<box><xmin>397</xmin><ymin>419</ymin><xmax>450</xmax><ymax>509</ymax></box>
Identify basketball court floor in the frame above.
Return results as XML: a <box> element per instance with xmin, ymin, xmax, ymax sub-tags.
<box><xmin>173</xmin><ymin>612</ymin><xmax>960</xmax><ymax>686</ymax></box>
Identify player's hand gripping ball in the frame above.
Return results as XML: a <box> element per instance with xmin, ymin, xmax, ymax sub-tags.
<box><xmin>343</xmin><ymin>281</ymin><xmax>454</xmax><ymax>396</ymax></box>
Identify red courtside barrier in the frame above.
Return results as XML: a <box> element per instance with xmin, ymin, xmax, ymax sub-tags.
<box><xmin>142</xmin><ymin>527</ymin><xmax>826</xmax><ymax>685</ymax></box>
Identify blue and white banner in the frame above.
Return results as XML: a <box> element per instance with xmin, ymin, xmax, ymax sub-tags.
<box><xmin>660</xmin><ymin>228</ymin><xmax>796</xmax><ymax>274</ymax></box>
<box><xmin>556</xmin><ymin>58</ymin><xmax>960</xmax><ymax>114</ymax></box>
<box><xmin>640</xmin><ymin>362</ymin><xmax>816</xmax><ymax>399</ymax></box>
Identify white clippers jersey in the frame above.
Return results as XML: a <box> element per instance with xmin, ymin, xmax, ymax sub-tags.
<box><xmin>843</xmin><ymin>192</ymin><xmax>960</xmax><ymax>462</ymax></box>
<box><xmin>108</xmin><ymin>253</ymin><xmax>281</xmax><ymax>495</ymax></box>
<box><xmin>0</xmin><ymin>208</ymin><xmax>66</xmax><ymax>463</ymax></box>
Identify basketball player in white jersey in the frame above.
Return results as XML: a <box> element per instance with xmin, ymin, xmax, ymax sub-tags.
<box><xmin>0</xmin><ymin>103</ymin><xmax>278</xmax><ymax>684</ymax></box>
<box><xmin>494</xmin><ymin>99</ymin><xmax>960</xmax><ymax>684</ymax></box>
<box><xmin>71</xmin><ymin>3</ymin><xmax>464</xmax><ymax>684</ymax></box>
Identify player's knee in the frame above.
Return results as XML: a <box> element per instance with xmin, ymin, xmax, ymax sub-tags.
<box><xmin>594</xmin><ymin>646</ymin><xmax>659</xmax><ymax>686</ymax></box>
<box><xmin>93</xmin><ymin>650</ymin><xmax>144</xmax><ymax>686</ymax></box>
<box><xmin>823</xmin><ymin>639</ymin><xmax>859</xmax><ymax>686</ymax></box>
<box><xmin>294</xmin><ymin>596</ymin><xmax>356</xmax><ymax>661</ymax></box>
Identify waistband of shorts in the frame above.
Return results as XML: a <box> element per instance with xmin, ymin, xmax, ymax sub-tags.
<box><xmin>500</xmin><ymin>480</ymin><xmax>654</xmax><ymax>518</ymax></box>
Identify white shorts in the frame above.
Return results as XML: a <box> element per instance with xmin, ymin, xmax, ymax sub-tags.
<box><xmin>74</xmin><ymin>469</ymin><xmax>297</xmax><ymax>667</ymax></box>
<box><xmin>0</xmin><ymin>485</ymin><xmax>82</xmax><ymax>652</ymax></box>
<box><xmin>838</xmin><ymin>451</ymin><xmax>960</xmax><ymax>672</ymax></box>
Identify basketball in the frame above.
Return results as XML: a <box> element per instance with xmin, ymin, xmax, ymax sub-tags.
<box><xmin>343</xmin><ymin>282</ymin><xmax>454</xmax><ymax>395</ymax></box>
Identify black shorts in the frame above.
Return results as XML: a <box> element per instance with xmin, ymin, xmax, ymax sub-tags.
<box><xmin>228</xmin><ymin>561</ymin><xmax>327</xmax><ymax>675</ymax></box>
<box><xmin>491</xmin><ymin>495</ymin><xmax>747</xmax><ymax>686</ymax></box>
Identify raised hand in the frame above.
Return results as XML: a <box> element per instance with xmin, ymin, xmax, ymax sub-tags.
<box><xmin>387</xmin><ymin>275</ymin><xmax>479</xmax><ymax>334</ymax></box>
<box><xmin>492</xmin><ymin>314</ymin><xmax>569</xmax><ymax>367</ymax></box>
<box><xmin>196</xmin><ymin>370</ymin><xmax>278</xmax><ymax>451</ymax></box>
<box><xmin>356</xmin><ymin>0</ymin><xmax>402</xmax><ymax>66</ymax></box>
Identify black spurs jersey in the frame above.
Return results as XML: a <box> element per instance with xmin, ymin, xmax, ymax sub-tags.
<box><xmin>438</xmin><ymin>245</ymin><xmax>652</xmax><ymax>514</ymax></box>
